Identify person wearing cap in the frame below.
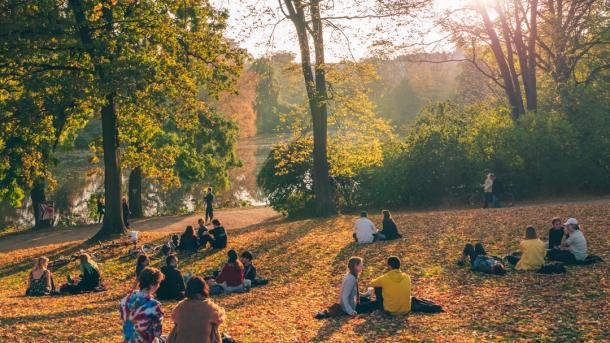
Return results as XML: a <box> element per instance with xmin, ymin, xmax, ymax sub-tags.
<box><xmin>548</xmin><ymin>218</ymin><xmax>588</xmax><ymax>263</ymax></box>
<box><xmin>353</xmin><ymin>211</ymin><xmax>378</xmax><ymax>244</ymax></box>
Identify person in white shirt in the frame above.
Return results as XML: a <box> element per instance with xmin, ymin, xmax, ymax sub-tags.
<box><xmin>353</xmin><ymin>211</ymin><xmax>378</xmax><ymax>244</ymax></box>
<box><xmin>482</xmin><ymin>169</ymin><xmax>493</xmax><ymax>208</ymax></box>
<box><xmin>548</xmin><ymin>218</ymin><xmax>588</xmax><ymax>263</ymax></box>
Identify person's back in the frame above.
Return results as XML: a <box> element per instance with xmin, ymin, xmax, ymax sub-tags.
<box><xmin>370</xmin><ymin>257</ymin><xmax>411</xmax><ymax>314</ymax></box>
<box><xmin>354</xmin><ymin>214</ymin><xmax>376</xmax><ymax>244</ymax></box>
<box><xmin>516</xmin><ymin>238</ymin><xmax>546</xmax><ymax>271</ymax></box>
<box><xmin>179</xmin><ymin>233</ymin><xmax>199</xmax><ymax>252</ymax></box>
<box><xmin>120</xmin><ymin>290</ymin><xmax>163</xmax><ymax>343</ymax></box>
<box><xmin>209</xmin><ymin>221</ymin><xmax>227</xmax><ymax>249</ymax></box>
<box><xmin>216</xmin><ymin>263</ymin><xmax>243</xmax><ymax>287</ymax></box>
<box><xmin>158</xmin><ymin>262</ymin><xmax>185</xmax><ymax>300</ymax></box>
<box><xmin>548</xmin><ymin>227</ymin><xmax>564</xmax><ymax>249</ymax></box>
<box><xmin>169</xmin><ymin>298</ymin><xmax>223</xmax><ymax>343</ymax></box>
<box><xmin>381</xmin><ymin>218</ymin><xmax>399</xmax><ymax>240</ymax></box>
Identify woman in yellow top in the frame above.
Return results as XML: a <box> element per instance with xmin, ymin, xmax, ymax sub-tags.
<box><xmin>514</xmin><ymin>226</ymin><xmax>546</xmax><ymax>271</ymax></box>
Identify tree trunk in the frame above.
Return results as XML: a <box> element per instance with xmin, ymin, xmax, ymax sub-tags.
<box><xmin>30</xmin><ymin>180</ymin><xmax>47</xmax><ymax>229</ymax></box>
<box><xmin>97</xmin><ymin>92</ymin><xmax>127</xmax><ymax>237</ymax></box>
<box><xmin>128</xmin><ymin>167</ymin><xmax>143</xmax><ymax>218</ymax></box>
<box><xmin>526</xmin><ymin>0</ymin><xmax>538</xmax><ymax>111</ymax></box>
<box><xmin>283</xmin><ymin>0</ymin><xmax>335</xmax><ymax>216</ymax></box>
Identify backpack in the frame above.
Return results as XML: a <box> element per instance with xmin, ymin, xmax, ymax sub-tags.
<box><xmin>411</xmin><ymin>297</ymin><xmax>443</xmax><ymax>313</ymax></box>
<box><xmin>537</xmin><ymin>263</ymin><xmax>566</xmax><ymax>274</ymax></box>
<box><xmin>578</xmin><ymin>255</ymin><xmax>603</xmax><ymax>265</ymax></box>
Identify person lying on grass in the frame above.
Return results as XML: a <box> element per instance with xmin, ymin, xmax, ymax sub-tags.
<box><xmin>340</xmin><ymin>257</ymin><xmax>378</xmax><ymax>316</ymax></box>
<box><xmin>167</xmin><ymin>276</ymin><xmax>231</xmax><ymax>343</ymax></box>
<box><xmin>458</xmin><ymin>243</ymin><xmax>507</xmax><ymax>275</ymax></box>
<box><xmin>240</xmin><ymin>251</ymin><xmax>268</xmax><ymax>287</ymax></box>
<box><xmin>207</xmin><ymin>250</ymin><xmax>250</xmax><ymax>294</ymax></box>
<box><xmin>26</xmin><ymin>256</ymin><xmax>53</xmax><ymax>296</ymax></box>
<box><xmin>157</xmin><ymin>254</ymin><xmax>186</xmax><ymax>301</ymax></box>
<box><xmin>378</xmin><ymin>210</ymin><xmax>402</xmax><ymax>241</ymax></box>
<box><xmin>120</xmin><ymin>267</ymin><xmax>165</xmax><ymax>343</ymax></box>
<box><xmin>178</xmin><ymin>226</ymin><xmax>200</xmax><ymax>253</ymax></box>
<box><xmin>59</xmin><ymin>253</ymin><xmax>103</xmax><ymax>294</ymax></box>
<box><xmin>548</xmin><ymin>218</ymin><xmax>588</xmax><ymax>264</ymax></box>
<box><xmin>505</xmin><ymin>226</ymin><xmax>546</xmax><ymax>271</ymax></box>
<box><xmin>354</xmin><ymin>211</ymin><xmax>378</xmax><ymax>244</ymax></box>
<box><xmin>369</xmin><ymin>256</ymin><xmax>412</xmax><ymax>315</ymax></box>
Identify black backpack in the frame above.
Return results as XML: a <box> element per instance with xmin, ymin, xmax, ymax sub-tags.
<box><xmin>538</xmin><ymin>263</ymin><xmax>566</xmax><ymax>274</ymax></box>
<box><xmin>411</xmin><ymin>297</ymin><xmax>443</xmax><ymax>313</ymax></box>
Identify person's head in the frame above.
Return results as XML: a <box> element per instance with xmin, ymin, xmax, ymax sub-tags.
<box><xmin>347</xmin><ymin>256</ymin><xmax>364</xmax><ymax>277</ymax></box>
<box><xmin>166</xmin><ymin>254</ymin><xmax>178</xmax><ymax>267</ymax></box>
<box><xmin>185</xmin><ymin>276</ymin><xmax>209</xmax><ymax>300</ymax></box>
<box><xmin>564</xmin><ymin>218</ymin><xmax>579</xmax><ymax>233</ymax></box>
<box><xmin>490</xmin><ymin>173</ymin><xmax>496</xmax><ymax>180</ymax></box>
<box><xmin>137</xmin><ymin>254</ymin><xmax>150</xmax><ymax>267</ymax></box>
<box><xmin>240</xmin><ymin>251</ymin><xmax>253</xmax><ymax>266</ymax></box>
<box><xmin>491</xmin><ymin>263</ymin><xmax>507</xmax><ymax>275</ymax></box>
<box><xmin>360</xmin><ymin>211</ymin><xmax>367</xmax><ymax>218</ymax></box>
<box><xmin>33</xmin><ymin>256</ymin><xmax>49</xmax><ymax>271</ymax></box>
<box><xmin>387</xmin><ymin>256</ymin><xmax>401</xmax><ymax>270</ymax></box>
<box><xmin>525</xmin><ymin>226</ymin><xmax>537</xmax><ymax>239</ymax></box>
<box><xmin>227</xmin><ymin>249</ymin><xmax>242</xmax><ymax>268</ymax></box>
<box><xmin>212</xmin><ymin>219</ymin><xmax>221</xmax><ymax>227</ymax></box>
<box><xmin>184</xmin><ymin>225</ymin><xmax>195</xmax><ymax>237</ymax></box>
<box><xmin>122</xmin><ymin>197</ymin><xmax>127</xmax><ymax>203</ymax></box>
<box><xmin>79</xmin><ymin>253</ymin><xmax>93</xmax><ymax>265</ymax></box>
<box><xmin>551</xmin><ymin>217</ymin><xmax>562</xmax><ymax>229</ymax></box>
<box><xmin>483</xmin><ymin>169</ymin><xmax>491</xmax><ymax>176</ymax></box>
<box><xmin>207</xmin><ymin>187</ymin><xmax>212</xmax><ymax>193</ymax></box>
<box><xmin>382</xmin><ymin>210</ymin><xmax>391</xmax><ymax>221</ymax></box>
<box><xmin>138</xmin><ymin>267</ymin><xmax>164</xmax><ymax>293</ymax></box>
<box><xmin>198</xmin><ymin>218</ymin><xmax>205</xmax><ymax>226</ymax></box>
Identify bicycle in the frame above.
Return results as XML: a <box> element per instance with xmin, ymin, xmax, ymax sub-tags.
<box><xmin>139</xmin><ymin>236</ymin><xmax>178</xmax><ymax>258</ymax></box>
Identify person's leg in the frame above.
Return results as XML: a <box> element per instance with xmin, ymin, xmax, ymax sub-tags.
<box><xmin>483</xmin><ymin>193</ymin><xmax>491</xmax><ymax>208</ymax></box>
<box><xmin>548</xmin><ymin>250</ymin><xmax>577</xmax><ymax>264</ymax></box>
<box><xmin>374</xmin><ymin>287</ymin><xmax>384</xmax><ymax>310</ymax></box>
<box><xmin>492</xmin><ymin>195</ymin><xmax>502</xmax><ymax>208</ymax></box>
<box><xmin>377</xmin><ymin>232</ymin><xmax>387</xmax><ymax>240</ymax></box>
<box><xmin>356</xmin><ymin>296</ymin><xmax>379</xmax><ymax>314</ymax></box>
<box><xmin>463</xmin><ymin>243</ymin><xmax>476</xmax><ymax>264</ymax></box>
<box><xmin>353</xmin><ymin>233</ymin><xmax>358</xmax><ymax>243</ymax></box>
<box><xmin>199</xmin><ymin>235</ymin><xmax>214</xmax><ymax>249</ymax></box>
<box><xmin>474</xmin><ymin>243</ymin><xmax>486</xmax><ymax>257</ymax></box>
<box><xmin>506</xmin><ymin>255</ymin><xmax>520</xmax><ymax>265</ymax></box>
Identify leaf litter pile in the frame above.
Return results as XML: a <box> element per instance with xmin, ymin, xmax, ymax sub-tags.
<box><xmin>0</xmin><ymin>201</ymin><xmax>608</xmax><ymax>342</ymax></box>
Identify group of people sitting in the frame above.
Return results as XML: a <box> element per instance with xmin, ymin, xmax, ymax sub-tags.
<box><xmin>458</xmin><ymin>217</ymin><xmax>593</xmax><ymax>275</ymax></box>
<box><xmin>26</xmin><ymin>253</ymin><xmax>103</xmax><ymax>296</ymax></box>
<box><xmin>125</xmin><ymin>249</ymin><xmax>267</xmax><ymax>342</ymax></box>
<box><xmin>353</xmin><ymin>210</ymin><xmax>402</xmax><ymax>244</ymax></box>
<box><xmin>176</xmin><ymin>218</ymin><xmax>228</xmax><ymax>253</ymax></box>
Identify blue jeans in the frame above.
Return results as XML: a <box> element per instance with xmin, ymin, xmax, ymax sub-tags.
<box><xmin>492</xmin><ymin>195</ymin><xmax>502</xmax><ymax>208</ymax></box>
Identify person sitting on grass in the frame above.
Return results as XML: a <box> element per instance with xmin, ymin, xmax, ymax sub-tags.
<box><xmin>167</xmin><ymin>276</ymin><xmax>229</xmax><ymax>343</ymax></box>
<box><xmin>458</xmin><ymin>243</ymin><xmax>507</xmax><ymax>275</ymax></box>
<box><xmin>548</xmin><ymin>218</ymin><xmax>588</xmax><ymax>264</ymax></box>
<box><xmin>197</xmin><ymin>218</ymin><xmax>214</xmax><ymax>249</ymax></box>
<box><xmin>547</xmin><ymin>217</ymin><xmax>565</xmax><ymax>250</ymax></box>
<box><xmin>369</xmin><ymin>256</ymin><xmax>412</xmax><ymax>315</ymax></box>
<box><xmin>26</xmin><ymin>256</ymin><xmax>53</xmax><ymax>296</ymax></box>
<box><xmin>208</xmin><ymin>250</ymin><xmax>249</xmax><ymax>294</ymax></box>
<box><xmin>209</xmin><ymin>219</ymin><xmax>227</xmax><ymax>249</ymax></box>
<box><xmin>178</xmin><ymin>226</ymin><xmax>200</xmax><ymax>253</ymax></box>
<box><xmin>240</xmin><ymin>251</ymin><xmax>268</xmax><ymax>287</ymax></box>
<box><xmin>340</xmin><ymin>257</ymin><xmax>378</xmax><ymax>316</ymax></box>
<box><xmin>378</xmin><ymin>210</ymin><xmax>402</xmax><ymax>241</ymax></box>
<box><xmin>506</xmin><ymin>226</ymin><xmax>546</xmax><ymax>271</ymax></box>
<box><xmin>354</xmin><ymin>211</ymin><xmax>377</xmax><ymax>244</ymax></box>
<box><xmin>157</xmin><ymin>254</ymin><xmax>186</xmax><ymax>301</ymax></box>
<box><xmin>135</xmin><ymin>254</ymin><xmax>150</xmax><ymax>279</ymax></box>
<box><xmin>120</xmin><ymin>267</ymin><xmax>165</xmax><ymax>343</ymax></box>
<box><xmin>60</xmin><ymin>253</ymin><xmax>103</xmax><ymax>294</ymax></box>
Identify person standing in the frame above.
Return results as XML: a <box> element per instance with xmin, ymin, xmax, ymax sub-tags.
<box><xmin>482</xmin><ymin>170</ymin><xmax>493</xmax><ymax>209</ymax></box>
<box><xmin>122</xmin><ymin>197</ymin><xmax>131</xmax><ymax>228</ymax></box>
<box><xmin>97</xmin><ymin>195</ymin><xmax>105</xmax><ymax>223</ymax></box>
<box><xmin>204</xmin><ymin>188</ymin><xmax>215</xmax><ymax>224</ymax></box>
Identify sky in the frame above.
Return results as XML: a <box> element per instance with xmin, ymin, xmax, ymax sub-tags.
<box><xmin>211</xmin><ymin>0</ymin><xmax>468</xmax><ymax>62</ymax></box>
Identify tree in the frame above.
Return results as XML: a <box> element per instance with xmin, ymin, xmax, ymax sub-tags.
<box><xmin>279</xmin><ymin>0</ymin><xmax>335</xmax><ymax>216</ymax></box>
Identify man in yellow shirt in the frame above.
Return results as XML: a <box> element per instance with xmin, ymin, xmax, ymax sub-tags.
<box><xmin>370</xmin><ymin>256</ymin><xmax>411</xmax><ymax>314</ymax></box>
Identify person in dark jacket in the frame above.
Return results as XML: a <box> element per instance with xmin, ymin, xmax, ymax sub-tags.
<box><xmin>156</xmin><ymin>254</ymin><xmax>186</xmax><ymax>300</ymax></box>
<box><xmin>458</xmin><ymin>242</ymin><xmax>506</xmax><ymax>275</ymax></box>
<box><xmin>240</xmin><ymin>251</ymin><xmax>269</xmax><ymax>287</ymax></box>
<box><xmin>178</xmin><ymin>226</ymin><xmax>200</xmax><ymax>252</ymax></box>
<box><xmin>197</xmin><ymin>218</ymin><xmax>215</xmax><ymax>249</ymax></box>
<box><xmin>96</xmin><ymin>195</ymin><xmax>105</xmax><ymax>223</ymax></box>
<box><xmin>60</xmin><ymin>254</ymin><xmax>102</xmax><ymax>294</ymax></box>
<box><xmin>378</xmin><ymin>210</ymin><xmax>402</xmax><ymax>241</ymax></box>
<box><xmin>547</xmin><ymin>217</ymin><xmax>565</xmax><ymax>250</ymax></box>
<box><xmin>122</xmin><ymin>197</ymin><xmax>131</xmax><ymax>228</ymax></box>
<box><xmin>204</xmin><ymin>187</ymin><xmax>215</xmax><ymax>224</ymax></box>
<box><xmin>209</xmin><ymin>219</ymin><xmax>227</xmax><ymax>249</ymax></box>
<box><xmin>135</xmin><ymin>254</ymin><xmax>150</xmax><ymax>279</ymax></box>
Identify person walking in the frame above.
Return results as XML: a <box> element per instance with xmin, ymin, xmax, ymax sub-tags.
<box><xmin>96</xmin><ymin>195</ymin><xmax>105</xmax><ymax>223</ymax></box>
<box><xmin>204</xmin><ymin>188</ymin><xmax>214</xmax><ymax>224</ymax></box>
<box><xmin>482</xmin><ymin>170</ymin><xmax>493</xmax><ymax>209</ymax></box>
<box><xmin>122</xmin><ymin>197</ymin><xmax>131</xmax><ymax>228</ymax></box>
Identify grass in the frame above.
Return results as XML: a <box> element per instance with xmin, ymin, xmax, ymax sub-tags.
<box><xmin>0</xmin><ymin>201</ymin><xmax>608</xmax><ymax>342</ymax></box>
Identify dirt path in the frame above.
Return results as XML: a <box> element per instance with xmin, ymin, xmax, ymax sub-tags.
<box><xmin>0</xmin><ymin>206</ymin><xmax>280</xmax><ymax>253</ymax></box>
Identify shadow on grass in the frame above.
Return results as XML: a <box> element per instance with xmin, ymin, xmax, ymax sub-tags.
<box><xmin>311</xmin><ymin>316</ymin><xmax>351</xmax><ymax>342</ymax></box>
<box><xmin>0</xmin><ymin>303</ymin><xmax>117</xmax><ymax>326</ymax></box>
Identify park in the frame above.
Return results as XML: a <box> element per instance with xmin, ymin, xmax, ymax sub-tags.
<box><xmin>0</xmin><ymin>0</ymin><xmax>608</xmax><ymax>342</ymax></box>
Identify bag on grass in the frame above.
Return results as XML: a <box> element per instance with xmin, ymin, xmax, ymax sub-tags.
<box><xmin>578</xmin><ymin>255</ymin><xmax>603</xmax><ymax>265</ymax></box>
<box><xmin>411</xmin><ymin>297</ymin><xmax>443</xmax><ymax>313</ymax></box>
<box><xmin>537</xmin><ymin>263</ymin><xmax>566</xmax><ymax>274</ymax></box>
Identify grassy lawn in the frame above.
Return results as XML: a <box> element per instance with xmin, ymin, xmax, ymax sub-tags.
<box><xmin>0</xmin><ymin>202</ymin><xmax>608</xmax><ymax>342</ymax></box>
